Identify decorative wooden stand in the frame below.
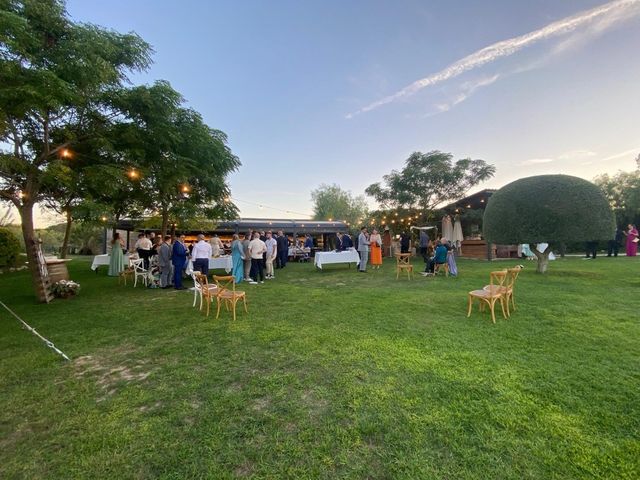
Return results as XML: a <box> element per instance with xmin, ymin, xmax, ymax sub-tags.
<box><xmin>45</xmin><ymin>259</ymin><xmax>70</xmax><ymax>284</ymax></box>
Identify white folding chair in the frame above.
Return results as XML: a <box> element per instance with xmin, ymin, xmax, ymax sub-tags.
<box><xmin>132</xmin><ymin>258</ymin><xmax>148</xmax><ymax>288</ymax></box>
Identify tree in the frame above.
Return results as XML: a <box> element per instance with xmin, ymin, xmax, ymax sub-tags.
<box><xmin>311</xmin><ymin>184</ymin><xmax>369</xmax><ymax>228</ymax></box>
<box><xmin>365</xmin><ymin>151</ymin><xmax>496</xmax><ymax>212</ymax></box>
<box><xmin>593</xmin><ymin>170</ymin><xmax>640</xmax><ymax>227</ymax></box>
<box><xmin>0</xmin><ymin>0</ymin><xmax>151</xmax><ymax>300</ymax></box>
<box><xmin>109</xmin><ymin>81</ymin><xmax>239</xmax><ymax>236</ymax></box>
<box><xmin>483</xmin><ymin>175</ymin><xmax>615</xmax><ymax>273</ymax></box>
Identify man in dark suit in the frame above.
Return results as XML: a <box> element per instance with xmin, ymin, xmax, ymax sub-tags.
<box><xmin>172</xmin><ymin>234</ymin><xmax>188</xmax><ymax>290</ymax></box>
<box><xmin>337</xmin><ymin>232</ymin><xmax>353</xmax><ymax>251</ymax></box>
<box><xmin>158</xmin><ymin>235</ymin><xmax>173</xmax><ymax>288</ymax></box>
<box><xmin>607</xmin><ymin>226</ymin><xmax>623</xmax><ymax>257</ymax></box>
<box><xmin>276</xmin><ymin>231</ymin><xmax>289</xmax><ymax>268</ymax></box>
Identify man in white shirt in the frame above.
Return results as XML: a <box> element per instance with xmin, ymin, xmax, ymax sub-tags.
<box><xmin>248</xmin><ymin>232</ymin><xmax>267</xmax><ymax>284</ymax></box>
<box><xmin>191</xmin><ymin>233</ymin><xmax>212</xmax><ymax>275</ymax></box>
<box><xmin>210</xmin><ymin>234</ymin><xmax>223</xmax><ymax>257</ymax></box>
<box><xmin>135</xmin><ymin>232</ymin><xmax>153</xmax><ymax>269</ymax></box>
<box><xmin>264</xmin><ymin>231</ymin><xmax>278</xmax><ymax>279</ymax></box>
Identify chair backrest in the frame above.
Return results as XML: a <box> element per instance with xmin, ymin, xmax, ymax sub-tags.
<box><xmin>506</xmin><ymin>266</ymin><xmax>522</xmax><ymax>289</ymax></box>
<box><xmin>193</xmin><ymin>272</ymin><xmax>207</xmax><ymax>291</ymax></box>
<box><xmin>213</xmin><ymin>275</ymin><xmax>235</xmax><ymax>293</ymax></box>
<box><xmin>395</xmin><ymin>253</ymin><xmax>411</xmax><ymax>266</ymax></box>
<box><xmin>131</xmin><ymin>258</ymin><xmax>146</xmax><ymax>272</ymax></box>
<box><xmin>489</xmin><ymin>270</ymin><xmax>508</xmax><ymax>289</ymax></box>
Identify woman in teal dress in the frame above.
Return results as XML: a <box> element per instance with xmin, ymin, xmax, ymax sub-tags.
<box><xmin>108</xmin><ymin>232</ymin><xmax>125</xmax><ymax>276</ymax></box>
<box><xmin>230</xmin><ymin>234</ymin><xmax>244</xmax><ymax>283</ymax></box>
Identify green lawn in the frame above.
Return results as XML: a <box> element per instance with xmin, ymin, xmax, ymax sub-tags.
<box><xmin>1</xmin><ymin>255</ymin><xmax>639</xmax><ymax>479</ymax></box>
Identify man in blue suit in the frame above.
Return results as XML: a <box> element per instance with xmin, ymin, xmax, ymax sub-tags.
<box><xmin>172</xmin><ymin>234</ymin><xmax>188</xmax><ymax>290</ymax></box>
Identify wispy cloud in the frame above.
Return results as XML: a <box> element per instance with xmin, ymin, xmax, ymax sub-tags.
<box><xmin>423</xmin><ymin>74</ymin><xmax>500</xmax><ymax>117</ymax></box>
<box><xmin>557</xmin><ymin>149</ymin><xmax>597</xmax><ymax>160</ymax></box>
<box><xmin>520</xmin><ymin>158</ymin><xmax>555</xmax><ymax>166</ymax></box>
<box><xmin>347</xmin><ymin>0</ymin><xmax>640</xmax><ymax>118</ymax></box>
<box><xmin>600</xmin><ymin>146</ymin><xmax>640</xmax><ymax>162</ymax></box>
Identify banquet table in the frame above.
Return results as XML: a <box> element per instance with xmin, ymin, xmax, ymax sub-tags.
<box><xmin>185</xmin><ymin>256</ymin><xmax>233</xmax><ymax>275</ymax></box>
<box><xmin>91</xmin><ymin>253</ymin><xmax>131</xmax><ymax>271</ymax></box>
<box><xmin>313</xmin><ymin>249</ymin><xmax>361</xmax><ymax>269</ymax></box>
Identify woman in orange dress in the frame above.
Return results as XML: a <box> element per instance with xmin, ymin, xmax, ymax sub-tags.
<box><xmin>369</xmin><ymin>229</ymin><xmax>382</xmax><ymax>268</ymax></box>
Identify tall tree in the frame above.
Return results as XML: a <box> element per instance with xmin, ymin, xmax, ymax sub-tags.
<box><xmin>594</xmin><ymin>170</ymin><xmax>640</xmax><ymax>227</ymax></box>
<box><xmin>310</xmin><ymin>183</ymin><xmax>369</xmax><ymax>227</ymax></box>
<box><xmin>110</xmin><ymin>81</ymin><xmax>240</xmax><ymax>236</ymax></box>
<box><xmin>0</xmin><ymin>0</ymin><xmax>151</xmax><ymax>300</ymax></box>
<box><xmin>365</xmin><ymin>151</ymin><xmax>495</xmax><ymax>212</ymax></box>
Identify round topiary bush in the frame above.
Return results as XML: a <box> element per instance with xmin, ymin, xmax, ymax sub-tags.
<box><xmin>484</xmin><ymin>175</ymin><xmax>615</xmax><ymax>273</ymax></box>
<box><xmin>0</xmin><ymin>227</ymin><xmax>22</xmax><ymax>269</ymax></box>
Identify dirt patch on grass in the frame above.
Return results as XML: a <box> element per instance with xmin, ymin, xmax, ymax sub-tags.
<box><xmin>73</xmin><ymin>344</ymin><xmax>155</xmax><ymax>402</ymax></box>
<box><xmin>234</xmin><ymin>460</ymin><xmax>255</xmax><ymax>477</ymax></box>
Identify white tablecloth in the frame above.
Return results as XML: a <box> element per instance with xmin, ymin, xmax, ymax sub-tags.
<box><xmin>91</xmin><ymin>253</ymin><xmax>131</xmax><ymax>271</ymax></box>
<box><xmin>314</xmin><ymin>250</ymin><xmax>361</xmax><ymax>269</ymax></box>
<box><xmin>185</xmin><ymin>256</ymin><xmax>233</xmax><ymax>274</ymax></box>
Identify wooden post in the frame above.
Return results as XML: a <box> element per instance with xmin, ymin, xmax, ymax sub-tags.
<box><xmin>32</xmin><ymin>240</ymin><xmax>53</xmax><ymax>303</ymax></box>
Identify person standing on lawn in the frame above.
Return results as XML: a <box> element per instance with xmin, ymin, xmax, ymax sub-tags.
<box><xmin>249</xmin><ymin>232</ymin><xmax>267</xmax><ymax>284</ymax></box>
<box><xmin>108</xmin><ymin>232</ymin><xmax>125</xmax><ymax>276</ymax></box>
<box><xmin>369</xmin><ymin>228</ymin><xmax>382</xmax><ymax>269</ymax></box>
<box><xmin>230</xmin><ymin>234</ymin><xmax>245</xmax><ymax>283</ymax></box>
<box><xmin>264</xmin><ymin>231</ymin><xmax>278</xmax><ymax>279</ymax></box>
<box><xmin>625</xmin><ymin>224</ymin><xmax>638</xmax><ymax>256</ymax></box>
<box><xmin>607</xmin><ymin>226</ymin><xmax>623</xmax><ymax>257</ymax></box>
<box><xmin>358</xmin><ymin>227</ymin><xmax>370</xmax><ymax>272</ymax></box>
<box><xmin>276</xmin><ymin>230</ymin><xmax>289</xmax><ymax>268</ymax></box>
<box><xmin>158</xmin><ymin>235</ymin><xmax>173</xmax><ymax>288</ymax></box>
<box><xmin>172</xmin><ymin>234</ymin><xmax>188</xmax><ymax>290</ymax></box>
<box><xmin>135</xmin><ymin>232</ymin><xmax>153</xmax><ymax>269</ymax></box>
<box><xmin>191</xmin><ymin>234</ymin><xmax>212</xmax><ymax>275</ymax></box>
<box><xmin>242</xmin><ymin>231</ymin><xmax>252</xmax><ymax>281</ymax></box>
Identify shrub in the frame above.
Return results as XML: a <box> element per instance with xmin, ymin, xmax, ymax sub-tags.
<box><xmin>484</xmin><ymin>175</ymin><xmax>614</xmax><ymax>272</ymax></box>
<box><xmin>0</xmin><ymin>227</ymin><xmax>22</xmax><ymax>269</ymax></box>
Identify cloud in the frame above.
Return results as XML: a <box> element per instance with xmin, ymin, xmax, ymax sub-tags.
<box><xmin>422</xmin><ymin>74</ymin><xmax>500</xmax><ymax>117</ymax></box>
<box><xmin>347</xmin><ymin>0</ymin><xmax>640</xmax><ymax>118</ymax></box>
<box><xmin>600</xmin><ymin>146</ymin><xmax>640</xmax><ymax>161</ymax></box>
<box><xmin>520</xmin><ymin>158</ymin><xmax>555</xmax><ymax>165</ymax></box>
<box><xmin>557</xmin><ymin>149</ymin><xmax>597</xmax><ymax>160</ymax></box>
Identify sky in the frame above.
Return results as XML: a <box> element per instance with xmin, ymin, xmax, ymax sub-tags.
<box><xmin>20</xmin><ymin>0</ymin><xmax>640</xmax><ymax>226</ymax></box>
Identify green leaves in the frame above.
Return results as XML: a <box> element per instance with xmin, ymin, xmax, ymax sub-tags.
<box><xmin>365</xmin><ymin>151</ymin><xmax>496</xmax><ymax>212</ymax></box>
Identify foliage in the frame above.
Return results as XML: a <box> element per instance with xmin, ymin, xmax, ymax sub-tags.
<box><xmin>1</xmin><ymin>258</ymin><xmax>639</xmax><ymax>478</ymax></box>
<box><xmin>311</xmin><ymin>183</ymin><xmax>369</xmax><ymax>228</ymax></box>
<box><xmin>108</xmin><ymin>81</ymin><xmax>240</xmax><ymax>235</ymax></box>
<box><xmin>0</xmin><ymin>206</ymin><xmax>14</xmax><ymax>226</ymax></box>
<box><xmin>0</xmin><ymin>0</ymin><xmax>151</xmax><ymax>298</ymax></box>
<box><xmin>483</xmin><ymin>175</ymin><xmax>615</xmax><ymax>272</ymax></box>
<box><xmin>365</xmin><ymin>151</ymin><xmax>495</xmax><ymax>212</ymax></box>
<box><xmin>50</xmin><ymin>279</ymin><xmax>80</xmax><ymax>298</ymax></box>
<box><xmin>0</xmin><ymin>227</ymin><xmax>21</xmax><ymax>268</ymax></box>
<box><xmin>594</xmin><ymin>170</ymin><xmax>640</xmax><ymax>227</ymax></box>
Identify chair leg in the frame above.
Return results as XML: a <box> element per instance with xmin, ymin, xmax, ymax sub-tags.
<box><xmin>232</xmin><ymin>300</ymin><xmax>237</xmax><ymax>321</ymax></box>
<box><xmin>193</xmin><ymin>290</ymin><xmax>197</xmax><ymax>308</ymax></box>
<box><xmin>489</xmin><ymin>299</ymin><xmax>496</xmax><ymax>324</ymax></box>
<box><xmin>396</xmin><ymin>268</ymin><xmax>399</xmax><ymax>280</ymax></box>
<box><xmin>205</xmin><ymin>296</ymin><xmax>210</xmax><ymax>317</ymax></box>
<box><xmin>216</xmin><ymin>297</ymin><xmax>222</xmax><ymax>319</ymax></box>
<box><xmin>243</xmin><ymin>296</ymin><xmax>248</xmax><ymax>313</ymax></box>
<box><xmin>467</xmin><ymin>295</ymin><xmax>473</xmax><ymax>317</ymax></box>
<box><xmin>500</xmin><ymin>297</ymin><xmax>508</xmax><ymax>319</ymax></box>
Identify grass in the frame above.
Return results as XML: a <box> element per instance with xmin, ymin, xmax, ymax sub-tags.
<box><xmin>0</xmin><ymin>254</ymin><xmax>639</xmax><ymax>479</ymax></box>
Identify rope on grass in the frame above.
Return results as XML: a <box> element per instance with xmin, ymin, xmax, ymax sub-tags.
<box><xmin>0</xmin><ymin>300</ymin><xmax>70</xmax><ymax>362</ymax></box>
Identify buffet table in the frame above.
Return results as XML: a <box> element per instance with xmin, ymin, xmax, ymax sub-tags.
<box><xmin>314</xmin><ymin>249</ymin><xmax>361</xmax><ymax>269</ymax></box>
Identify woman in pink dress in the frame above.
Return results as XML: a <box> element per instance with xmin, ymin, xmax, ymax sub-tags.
<box><xmin>625</xmin><ymin>224</ymin><xmax>638</xmax><ymax>256</ymax></box>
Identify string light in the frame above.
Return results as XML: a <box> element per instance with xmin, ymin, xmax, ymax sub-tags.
<box><xmin>181</xmin><ymin>184</ymin><xmax>191</xmax><ymax>194</ymax></box>
<box><xmin>60</xmin><ymin>148</ymin><xmax>72</xmax><ymax>159</ymax></box>
<box><xmin>127</xmin><ymin>169</ymin><xmax>139</xmax><ymax>180</ymax></box>
<box><xmin>101</xmin><ymin>216</ymin><xmax>107</xmax><ymax>222</ymax></box>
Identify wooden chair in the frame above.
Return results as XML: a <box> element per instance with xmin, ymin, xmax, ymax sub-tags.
<box><xmin>193</xmin><ymin>273</ymin><xmax>218</xmax><ymax>315</ymax></box>
<box><xmin>118</xmin><ymin>259</ymin><xmax>135</xmax><ymax>286</ymax></box>
<box><xmin>433</xmin><ymin>262</ymin><xmax>449</xmax><ymax>277</ymax></box>
<box><xmin>213</xmin><ymin>275</ymin><xmax>248</xmax><ymax>321</ymax></box>
<box><xmin>467</xmin><ymin>270</ymin><xmax>508</xmax><ymax>324</ymax></box>
<box><xmin>483</xmin><ymin>266</ymin><xmax>522</xmax><ymax>316</ymax></box>
<box><xmin>395</xmin><ymin>253</ymin><xmax>413</xmax><ymax>280</ymax></box>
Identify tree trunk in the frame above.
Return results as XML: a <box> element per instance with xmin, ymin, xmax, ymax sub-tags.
<box><xmin>532</xmin><ymin>246</ymin><xmax>550</xmax><ymax>274</ymax></box>
<box><xmin>19</xmin><ymin>202</ymin><xmax>49</xmax><ymax>302</ymax></box>
<box><xmin>60</xmin><ymin>209</ymin><xmax>72</xmax><ymax>259</ymax></box>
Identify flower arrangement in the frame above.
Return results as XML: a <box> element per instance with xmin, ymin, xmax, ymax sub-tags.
<box><xmin>51</xmin><ymin>280</ymin><xmax>81</xmax><ymax>298</ymax></box>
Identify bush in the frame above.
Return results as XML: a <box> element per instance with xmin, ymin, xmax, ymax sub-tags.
<box><xmin>0</xmin><ymin>227</ymin><xmax>22</xmax><ymax>268</ymax></box>
<box><xmin>484</xmin><ymin>175</ymin><xmax>615</xmax><ymax>245</ymax></box>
